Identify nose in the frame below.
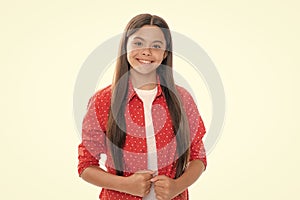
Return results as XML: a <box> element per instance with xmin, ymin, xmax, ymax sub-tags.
<box><xmin>141</xmin><ymin>48</ymin><xmax>152</xmax><ymax>56</ymax></box>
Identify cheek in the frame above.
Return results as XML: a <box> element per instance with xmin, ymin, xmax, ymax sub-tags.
<box><xmin>126</xmin><ymin>44</ymin><xmax>135</xmax><ymax>59</ymax></box>
<box><xmin>127</xmin><ymin>50</ymin><xmax>138</xmax><ymax>65</ymax></box>
<box><xmin>127</xmin><ymin>49</ymin><xmax>138</xmax><ymax>57</ymax></box>
<box><xmin>152</xmin><ymin>49</ymin><xmax>166</xmax><ymax>58</ymax></box>
<box><xmin>155</xmin><ymin>53</ymin><xmax>166</xmax><ymax>62</ymax></box>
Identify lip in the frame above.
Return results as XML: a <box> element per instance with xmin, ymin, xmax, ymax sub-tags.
<box><xmin>136</xmin><ymin>58</ymin><xmax>153</xmax><ymax>64</ymax></box>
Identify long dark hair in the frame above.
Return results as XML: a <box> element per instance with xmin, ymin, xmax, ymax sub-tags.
<box><xmin>107</xmin><ymin>13</ymin><xmax>190</xmax><ymax>178</ymax></box>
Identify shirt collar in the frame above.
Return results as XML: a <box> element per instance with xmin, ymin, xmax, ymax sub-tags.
<box><xmin>127</xmin><ymin>75</ymin><xmax>163</xmax><ymax>103</ymax></box>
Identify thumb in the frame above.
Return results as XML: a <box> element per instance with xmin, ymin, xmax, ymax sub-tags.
<box><xmin>151</xmin><ymin>175</ymin><xmax>165</xmax><ymax>182</ymax></box>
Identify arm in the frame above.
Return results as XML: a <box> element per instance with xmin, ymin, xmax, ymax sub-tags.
<box><xmin>78</xmin><ymin>91</ymin><xmax>153</xmax><ymax>197</ymax></box>
<box><xmin>80</xmin><ymin>166</ymin><xmax>126</xmax><ymax>191</ymax></box>
<box><xmin>80</xmin><ymin>166</ymin><xmax>154</xmax><ymax>197</ymax></box>
<box><xmin>174</xmin><ymin>159</ymin><xmax>205</xmax><ymax>193</ymax></box>
<box><xmin>151</xmin><ymin>160</ymin><xmax>205</xmax><ymax>200</ymax></box>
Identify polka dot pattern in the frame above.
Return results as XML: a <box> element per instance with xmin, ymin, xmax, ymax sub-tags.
<box><xmin>77</xmin><ymin>80</ymin><xmax>207</xmax><ymax>200</ymax></box>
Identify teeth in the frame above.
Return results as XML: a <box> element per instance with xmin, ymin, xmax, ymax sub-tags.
<box><xmin>139</xmin><ymin>59</ymin><xmax>151</xmax><ymax>64</ymax></box>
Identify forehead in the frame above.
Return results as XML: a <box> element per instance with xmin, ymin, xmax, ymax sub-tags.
<box><xmin>128</xmin><ymin>25</ymin><xmax>166</xmax><ymax>42</ymax></box>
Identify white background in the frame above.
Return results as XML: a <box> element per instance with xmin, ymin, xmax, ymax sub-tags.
<box><xmin>1</xmin><ymin>0</ymin><xmax>299</xmax><ymax>199</ymax></box>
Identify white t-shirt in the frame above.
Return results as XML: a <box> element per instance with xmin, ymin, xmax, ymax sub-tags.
<box><xmin>134</xmin><ymin>87</ymin><xmax>158</xmax><ymax>200</ymax></box>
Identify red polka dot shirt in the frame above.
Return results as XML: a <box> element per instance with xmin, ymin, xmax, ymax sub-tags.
<box><xmin>78</xmin><ymin>79</ymin><xmax>207</xmax><ymax>200</ymax></box>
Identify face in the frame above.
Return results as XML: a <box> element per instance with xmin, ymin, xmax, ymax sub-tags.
<box><xmin>126</xmin><ymin>25</ymin><xmax>167</xmax><ymax>75</ymax></box>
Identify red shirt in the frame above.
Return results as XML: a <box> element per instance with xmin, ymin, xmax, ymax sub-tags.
<box><xmin>78</xmin><ymin>79</ymin><xmax>207</xmax><ymax>200</ymax></box>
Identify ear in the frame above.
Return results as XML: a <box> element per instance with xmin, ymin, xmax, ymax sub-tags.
<box><xmin>163</xmin><ymin>51</ymin><xmax>168</xmax><ymax>59</ymax></box>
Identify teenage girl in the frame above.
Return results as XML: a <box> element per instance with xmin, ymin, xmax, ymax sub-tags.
<box><xmin>78</xmin><ymin>13</ymin><xmax>207</xmax><ymax>200</ymax></box>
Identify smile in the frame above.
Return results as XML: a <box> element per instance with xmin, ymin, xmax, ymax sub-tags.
<box><xmin>137</xmin><ymin>59</ymin><xmax>153</xmax><ymax>64</ymax></box>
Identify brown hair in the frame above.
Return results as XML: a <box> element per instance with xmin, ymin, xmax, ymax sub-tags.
<box><xmin>107</xmin><ymin>13</ymin><xmax>190</xmax><ymax>178</ymax></box>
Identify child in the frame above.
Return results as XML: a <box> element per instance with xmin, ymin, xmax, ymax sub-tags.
<box><xmin>78</xmin><ymin>13</ymin><xmax>207</xmax><ymax>200</ymax></box>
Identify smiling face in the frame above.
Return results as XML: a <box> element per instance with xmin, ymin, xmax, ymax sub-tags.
<box><xmin>126</xmin><ymin>25</ymin><xmax>167</xmax><ymax>76</ymax></box>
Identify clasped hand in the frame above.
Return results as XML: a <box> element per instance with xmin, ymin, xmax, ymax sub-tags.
<box><xmin>125</xmin><ymin>170</ymin><xmax>179</xmax><ymax>200</ymax></box>
<box><xmin>151</xmin><ymin>175</ymin><xmax>179</xmax><ymax>200</ymax></box>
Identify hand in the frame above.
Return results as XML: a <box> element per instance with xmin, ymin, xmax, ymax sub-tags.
<box><xmin>151</xmin><ymin>175</ymin><xmax>179</xmax><ymax>200</ymax></box>
<box><xmin>123</xmin><ymin>170</ymin><xmax>154</xmax><ymax>197</ymax></box>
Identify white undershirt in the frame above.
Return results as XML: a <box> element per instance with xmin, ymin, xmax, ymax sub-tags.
<box><xmin>134</xmin><ymin>87</ymin><xmax>158</xmax><ymax>200</ymax></box>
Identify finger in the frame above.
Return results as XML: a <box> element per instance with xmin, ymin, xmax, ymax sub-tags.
<box><xmin>154</xmin><ymin>185</ymin><xmax>165</xmax><ymax>195</ymax></box>
<box><xmin>151</xmin><ymin>175</ymin><xmax>167</xmax><ymax>182</ymax></box>
<box><xmin>144</xmin><ymin>174</ymin><xmax>154</xmax><ymax>181</ymax></box>
<box><xmin>151</xmin><ymin>175</ymin><xmax>165</xmax><ymax>182</ymax></box>
<box><xmin>145</xmin><ymin>183</ymin><xmax>152</xmax><ymax>191</ymax></box>
<box><xmin>153</xmin><ymin>180</ymin><xmax>167</xmax><ymax>187</ymax></box>
<box><xmin>142</xmin><ymin>180</ymin><xmax>152</xmax><ymax>190</ymax></box>
<box><xmin>156</xmin><ymin>194</ymin><xmax>164</xmax><ymax>200</ymax></box>
<box><xmin>144</xmin><ymin>189</ymin><xmax>150</xmax><ymax>196</ymax></box>
<box><xmin>151</xmin><ymin>176</ymin><xmax>158</xmax><ymax>182</ymax></box>
<box><xmin>137</xmin><ymin>170</ymin><xmax>155</xmax><ymax>174</ymax></box>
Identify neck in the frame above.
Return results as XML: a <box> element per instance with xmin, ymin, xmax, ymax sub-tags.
<box><xmin>130</xmin><ymin>70</ymin><xmax>157</xmax><ymax>90</ymax></box>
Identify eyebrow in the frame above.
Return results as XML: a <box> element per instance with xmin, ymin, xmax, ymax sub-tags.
<box><xmin>133</xmin><ymin>36</ymin><xmax>164</xmax><ymax>44</ymax></box>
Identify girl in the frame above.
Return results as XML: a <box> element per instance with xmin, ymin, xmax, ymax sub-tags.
<box><xmin>78</xmin><ymin>13</ymin><xmax>207</xmax><ymax>200</ymax></box>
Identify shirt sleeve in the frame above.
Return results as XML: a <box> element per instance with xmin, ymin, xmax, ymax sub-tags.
<box><xmin>189</xmin><ymin>115</ymin><xmax>207</xmax><ymax>168</ymax></box>
<box><xmin>77</xmin><ymin>93</ymin><xmax>107</xmax><ymax>176</ymax></box>
<box><xmin>178</xmin><ymin>87</ymin><xmax>207</xmax><ymax>169</ymax></box>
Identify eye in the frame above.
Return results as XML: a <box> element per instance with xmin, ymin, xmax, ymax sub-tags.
<box><xmin>134</xmin><ymin>41</ymin><xmax>143</xmax><ymax>47</ymax></box>
<box><xmin>152</xmin><ymin>44</ymin><xmax>161</xmax><ymax>49</ymax></box>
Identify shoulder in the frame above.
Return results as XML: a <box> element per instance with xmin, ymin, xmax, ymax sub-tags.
<box><xmin>175</xmin><ymin>85</ymin><xmax>194</xmax><ymax>101</ymax></box>
<box><xmin>175</xmin><ymin>85</ymin><xmax>199</xmax><ymax>111</ymax></box>
<box><xmin>93</xmin><ymin>85</ymin><xmax>112</xmax><ymax>101</ymax></box>
<box><xmin>87</xmin><ymin>85</ymin><xmax>112</xmax><ymax>109</ymax></box>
